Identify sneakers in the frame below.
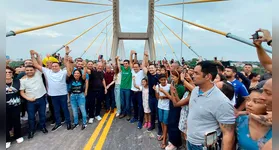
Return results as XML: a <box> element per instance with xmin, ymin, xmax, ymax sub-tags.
<box><xmin>129</xmin><ymin>118</ymin><xmax>138</xmax><ymax>123</ymax></box>
<box><xmin>143</xmin><ymin>122</ymin><xmax>148</xmax><ymax>128</ymax></box>
<box><xmin>147</xmin><ymin>122</ymin><xmax>151</xmax><ymax>128</ymax></box>
<box><xmin>88</xmin><ymin>118</ymin><xmax>94</xmax><ymax>124</ymax></box>
<box><xmin>95</xmin><ymin>116</ymin><xmax>102</xmax><ymax>121</ymax></box>
<box><xmin>126</xmin><ymin>116</ymin><xmax>131</xmax><ymax>121</ymax></box>
<box><xmin>81</xmin><ymin>124</ymin><xmax>87</xmax><ymax>130</ymax></box>
<box><xmin>6</xmin><ymin>142</ymin><xmax>11</xmax><ymax>149</ymax></box>
<box><xmin>51</xmin><ymin>124</ymin><xmax>62</xmax><ymax>132</ymax></box>
<box><xmin>28</xmin><ymin>132</ymin><xmax>35</xmax><ymax>139</ymax></box>
<box><xmin>119</xmin><ymin>114</ymin><xmax>126</xmax><ymax>119</ymax></box>
<box><xmin>115</xmin><ymin>113</ymin><xmax>120</xmax><ymax>117</ymax></box>
<box><xmin>16</xmin><ymin>137</ymin><xmax>24</xmax><ymax>144</ymax></box>
<box><xmin>61</xmin><ymin>119</ymin><xmax>65</xmax><ymax>124</ymax></box>
<box><xmin>137</xmin><ymin>122</ymin><xmax>143</xmax><ymax>129</ymax></box>
<box><xmin>72</xmin><ymin>124</ymin><xmax>79</xmax><ymax>130</ymax></box>
<box><xmin>21</xmin><ymin>116</ymin><xmax>28</xmax><ymax>121</ymax></box>
<box><xmin>67</xmin><ymin>124</ymin><xmax>72</xmax><ymax>130</ymax></box>
<box><xmin>41</xmin><ymin>127</ymin><xmax>48</xmax><ymax>134</ymax></box>
<box><xmin>165</xmin><ymin>142</ymin><xmax>177</xmax><ymax>150</ymax></box>
<box><xmin>50</xmin><ymin>120</ymin><xmax>55</xmax><ymax>126</ymax></box>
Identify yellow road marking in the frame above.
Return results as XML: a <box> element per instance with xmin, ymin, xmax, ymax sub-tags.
<box><xmin>94</xmin><ymin>110</ymin><xmax>116</xmax><ymax>150</ymax></box>
<box><xmin>83</xmin><ymin>112</ymin><xmax>110</xmax><ymax>150</ymax></box>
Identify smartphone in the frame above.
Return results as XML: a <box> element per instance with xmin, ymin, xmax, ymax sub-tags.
<box><xmin>252</xmin><ymin>31</ymin><xmax>259</xmax><ymax>40</ymax></box>
<box><xmin>99</xmin><ymin>55</ymin><xmax>103</xmax><ymax>59</ymax></box>
<box><xmin>183</xmin><ymin>68</ymin><xmax>188</xmax><ymax>73</ymax></box>
<box><xmin>204</xmin><ymin>130</ymin><xmax>217</xmax><ymax>147</ymax></box>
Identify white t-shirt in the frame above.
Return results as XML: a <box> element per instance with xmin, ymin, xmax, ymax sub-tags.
<box><xmin>20</xmin><ymin>70</ymin><xmax>47</xmax><ymax>99</ymax></box>
<box><xmin>42</xmin><ymin>67</ymin><xmax>68</xmax><ymax>96</ymax></box>
<box><xmin>131</xmin><ymin>69</ymin><xmax>145</xmax><ymax>91</ymax></box>
<box><xmin>156</xmin><ymin>84</ymin><xmax>171</xmax><ymax>110</ymax></box>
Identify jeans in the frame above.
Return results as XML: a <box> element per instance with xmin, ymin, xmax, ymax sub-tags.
<box><xmin>27</xmin><ymin>95</ymin><xmax>47</xmax><ymax>132</ymax></box>
<box><xmin>131</xmin><ymin>91</ymin><xmax>144</xmax><ymax>123</ymax></box>
<box><xmin>6</xmin><ymin>106</ymin><xmax>21</xmax><ymax>142</ymax></box>
<box><xmin>51</xmin><ymin>95</ymin><xmax>71</xmax><ymax>125</ymax></box>
<box><xmin>187</xmin><ymin>141</ymin><xmax>204</xmax><ymax>150</ymax></box>
<box><xmin>47</xmin><ymin>95</ymin><xmax>65</xmax><ymax>122</ymax></box>
<box><xmin>87</xmin><ymin>90</ymin><xmax>103</xmax><ymax>118</ymax></box>
<box><xmin>120</xmin><ymin>89</ymin><xmax>131</xmax><ymax>116</ymax></box>
<box><xmin>149</xmin><ymin>96</ymin><xmax>162</xmax><ymax>135</ymax></box>
<box><xmin>114</xmin><ymin>84</ymin><xmax>121</xmax><ymax>114</ymax></box>
<box><xmin>105</xmin><ymin>87</ymin><xmax>116</xmax><ymax>110</ymax></box>
<box><xmin>70</xmin><ymin>93</ymin><xmax>87</xmax><ymax>125</ymax></box>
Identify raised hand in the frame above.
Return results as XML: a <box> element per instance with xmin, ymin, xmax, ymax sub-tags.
<box><xmin>130</xmin><ymin>50</ymin><xmax>136</xmax><ymax>54</ymax></box>
<box><xmin>65</xmin><ymin>46</ymin><xmax>71</xmax><ymax>54</ymax></box>
<box><xmin>144</xmin><ymin>51</ymin><xmax>149</xmax><ymax>56</ymax></box>
<box><xmin>82</xmin><ymin>60</ymin><xmax>87</xmax><ymax>67</ymax></box>
<box><xmin>250</xmin><ymin>111</ymin><xmax>272</xmax><ymax>126</ymax></box>
<box><xmin>257</xmin><ymin>28</ymin><xmax>272</xmax><ymax>42</ymax></box>
<box><xmin>180</xmin><ymin>72</ymin><xmax>185</xmax><ymax>81</ymax></box>
<box><xmin>185</xmin><ymin>73</ymin><xmax>192</xmax><ymax>82</ymax></box>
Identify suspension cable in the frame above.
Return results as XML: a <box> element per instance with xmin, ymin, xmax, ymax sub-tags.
<box><xmin>155</xmin><ymin>0</ymin><xmax>227</xmax><ymax>7</ymax></box>
<box><xmin>154</xmin><ymin>20</ymin><xmax>179</xmax><ymax>61</ymax></box>
<box><xmin>6</xmin><ymin>9</ymin><xmax>112</xmax><ymax>37</ymax></box>
<box><xmin>155</xmin><ymin>15</ymin><xmax>201</xmax><ymax>57</ymax></box>
<box><xmin>48</xmin><ymin>0</ymin><xmax>112</xmax><ymax>6</ymax></box>
<box><xmin>52</xmin><ymin>15</ymin><xmax>112</xmax><ymax>55</ymax></box>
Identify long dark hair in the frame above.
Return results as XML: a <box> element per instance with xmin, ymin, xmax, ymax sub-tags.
<box><xmin>73</xmin><ymin>69</ymin><xmax>83</xmax><ymax>81</ymax></box>
<box><xmin>114</xmin><ymin>66</ymin><xmax>120</xmax><ymax>75</ymax></box>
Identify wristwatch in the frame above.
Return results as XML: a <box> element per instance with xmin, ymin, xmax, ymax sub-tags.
<box><xmin>267</xmin><ymin>40</ymin><xmax>272</xmax><ymax>46</ymax></box>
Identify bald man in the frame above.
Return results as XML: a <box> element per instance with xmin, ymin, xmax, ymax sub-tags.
<box><xmin>87</xmin><ymin>62</ymin><xmax>107</xmax><ymax>123</ymax></box>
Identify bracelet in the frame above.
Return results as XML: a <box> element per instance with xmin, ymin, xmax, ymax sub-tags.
<box><xmin>267</xmin><ymin>40</ymin><xmax>272</xmax><ymax>46</ymax></box>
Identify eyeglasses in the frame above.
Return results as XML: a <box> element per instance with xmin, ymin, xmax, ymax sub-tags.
<box><xmin>6</xmin><ymin>72</ymin><xmax>12</xmax><ymax>74</ymax></box>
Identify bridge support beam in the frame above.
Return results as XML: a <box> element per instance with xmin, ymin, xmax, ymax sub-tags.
<box><xmin>110</xmin><ymin>0</ymin><xmax>156</xmax><ymax>62</ymax></box>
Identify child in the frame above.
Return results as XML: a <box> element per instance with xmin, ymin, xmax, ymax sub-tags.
<box><xmin>153</xmin><ymin>74</ymin><xmax>170</xmax><ymax>149</ymax></box>
<box><xmin>133</xmin><ymin>78</ymin><xmax>151</xmax><ymax>128</ymax></box>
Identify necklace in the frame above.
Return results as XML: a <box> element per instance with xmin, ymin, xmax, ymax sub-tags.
<box><xmin>6</xmin><ymin>80</ymin><xmax>13</xmax><ymax>92</ymax></box>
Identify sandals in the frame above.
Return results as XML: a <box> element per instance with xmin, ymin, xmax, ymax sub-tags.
<box><xmin>157</xmin><ymin>135</ymin><xmax>163</xmax><ymax>141</ymax></box>
<box><xmin>160</xmin><ymin>143</ymin><xmax>166</xmax><ymax>149</ymax></box>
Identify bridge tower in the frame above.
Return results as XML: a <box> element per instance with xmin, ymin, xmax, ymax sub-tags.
<box><xmin>110</xmin><ymin>0</ymin><xmax>156</xmax><ymax>61</ymax></box>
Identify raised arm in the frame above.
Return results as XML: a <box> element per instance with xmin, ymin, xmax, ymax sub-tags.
<box><xmin>34</xmin><ymin>51</ymin><xmax>43</xmax><ymax>66</ymax></box>
<box><xmin>180</xmin><ymin>72</ymin><xmax>195</xmax><ymax>91</ymax></box>
<box><xmin>253</xmin><ymin>29</ymin><xmax>272</xmax><ymax>73</ymax></box>
<box><xmin>30</xmin><ymin>50</ymin><xmax>42</xmax><ymax>72</ymax></box>
<box><xmin>142</xmin><ymin>51</ymin><xmax>148</xmax><ymax>75</ymax></box>
<box><xmin>82</xmin><ymin>60</ymin><xmax>87</xmax><ymax>80</ymax></box>
<box><xmin>130</xmin><ymin>50</ymin><xmax>136</xmax><ymax>68</ymax></box>
<box><xmin>115</xmin><ymin>56</ymin><xmax>121</xmax><ymax>72</ymax></box>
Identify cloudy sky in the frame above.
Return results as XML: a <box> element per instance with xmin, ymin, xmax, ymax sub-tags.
<box><xmin>5</xmin><ymin>0</ymin><xmax>272</xmax><ymax>61</ymax></box>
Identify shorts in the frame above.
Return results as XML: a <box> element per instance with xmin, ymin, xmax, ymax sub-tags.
<box><xmin>158</xmin><ymin>108</ymin><xmax>169</xmax><ymax>125</ymax></box>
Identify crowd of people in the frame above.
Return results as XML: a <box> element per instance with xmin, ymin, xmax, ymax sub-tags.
<box><xmin>6</xmin><ymin>28</ymin><xmax>273</xmax><ymax>150</ymax></box>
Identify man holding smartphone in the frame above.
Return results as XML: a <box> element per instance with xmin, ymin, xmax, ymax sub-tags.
<box><xmin>187</xmin><ymin>61</ymin><xmax>235</xmax><ymax>150</ymax></box>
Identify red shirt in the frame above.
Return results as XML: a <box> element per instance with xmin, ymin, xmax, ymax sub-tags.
<box><xmin>104</xmin><ymin>71</ymin><xmax>114</xmax><ymax>87</ymax></box>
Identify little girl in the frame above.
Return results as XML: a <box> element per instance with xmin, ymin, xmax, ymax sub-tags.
<box><xmin>133</xmin><ymin>78</ymin><xmax>151</xmax><ymax>128</ymax></box>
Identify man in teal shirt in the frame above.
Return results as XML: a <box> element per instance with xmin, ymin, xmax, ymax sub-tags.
<box><xmin>116</xmin><ymin>57</ymin><xmax>132</xmax><ymax>120</ymax></box>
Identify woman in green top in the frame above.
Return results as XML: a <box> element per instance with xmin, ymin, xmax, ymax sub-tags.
<box><xmin>160</xmin><ymin>70</ymin><xmax>185</xmax><ymax>149</ymax></box>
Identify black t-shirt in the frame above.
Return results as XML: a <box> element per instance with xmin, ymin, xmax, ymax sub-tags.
<box><xmin>147</xmin><ymin>72</ymin><xmax>159</xmax><ymax>98</ymax></box>
<box><xmin>67</xmin><ymin>75</ymin><xmax>85</xmax><ymax>94</ymax></box>
<box><xmin>89</xmin><ymin>69</ymin><xmax>104</xmax><ymax>91</ymax></box>
<box><xmin>6</xmin><ymin>79</ymin><xmax>21</xmax><ymax>108</ymax></box>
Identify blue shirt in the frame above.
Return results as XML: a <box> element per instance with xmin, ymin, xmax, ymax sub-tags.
<box><xmin>236</xmin><ymin>115</ymin><xmax>272</xmax><ymax>150</ymax></box>
<box><xmin>231</xmin><ymin>79</ymin><xmax>249</xmax><ymax>108</ymax></box>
